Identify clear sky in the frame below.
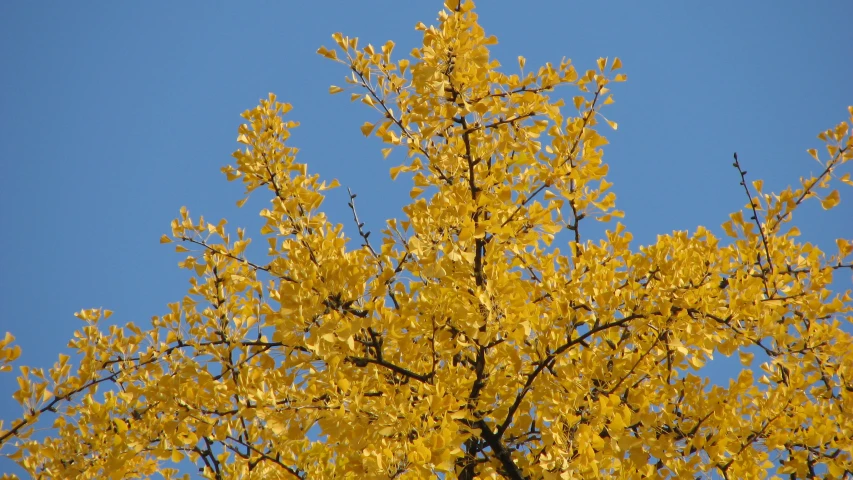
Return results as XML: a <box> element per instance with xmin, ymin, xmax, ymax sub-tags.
<box><xmin>1</xmin><ymin>1</ymin><xmax>851</xmax><ymax>476</ymax></box>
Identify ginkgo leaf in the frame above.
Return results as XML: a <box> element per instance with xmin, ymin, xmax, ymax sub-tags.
<box><xmin>807</xmin><ymin>148</ymin><xmax>820</xmax><ymax>161</ymax></box>
<box><xmin>114</xmin><ymin>418</ymin><xmax>128</xmax><ymax>433</ymax></box>
<box><xmin>610</xmin><ymin>57</ymin><xmax>622</xmax><ymax>71</ymax></box>
<box><xmin>838</xmin><ymin>239</ymin><xmax>853</xmax><ymax>258</ymax></box>
<box><xmin>316</xmin><ymin>46</ymin><xmax>337</xmax><ymax>60</ymax></box>
<box><xmin>820</xmin><ymin>189</ymin><xmax>840</xmax><ymax>209</ymax></box>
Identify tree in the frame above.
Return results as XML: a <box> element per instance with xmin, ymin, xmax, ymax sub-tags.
<box><xmin>2</xmin><ymin>1</ymin><xmax>852</xmax><ymax>478</ymax></box>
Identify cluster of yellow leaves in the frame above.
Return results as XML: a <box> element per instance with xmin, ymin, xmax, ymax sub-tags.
<box><xmin>2</xmin><ymin>1</ymin><xmax>852</xmax><ymax>479</ymax></box>
<box><xmin>0</xmin><ymin>333</ymin><xmax>21</xmax><ymax>374</ymax></box>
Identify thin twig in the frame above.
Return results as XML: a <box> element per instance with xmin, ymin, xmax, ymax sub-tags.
<box><xmin>347</xmin><ymin>187</ymin><xmax>378</xmax><ymax>257</ymax></box>
<box><xmin>732</xmin><ymin>152</ymin><xmax>774</xmax><ymax>273</ymax></box>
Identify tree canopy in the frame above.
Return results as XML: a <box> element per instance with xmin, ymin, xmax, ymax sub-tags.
<box><xmin>2</xmin><ymin>1</ymin><xmax>852</xmax><ymax>478</ymax></box>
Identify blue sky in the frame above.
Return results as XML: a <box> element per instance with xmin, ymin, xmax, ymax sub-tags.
<box><xmin>1</xmin><ymin>1</ymin><xmax>851</xmax><ymax>476</ymax></box>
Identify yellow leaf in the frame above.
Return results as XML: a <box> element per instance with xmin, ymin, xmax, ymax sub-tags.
<box><xmin>518</xmin><ymin>56</ymin><xmax>526</xmax><ymax>69</ymax></box>
<box><xmin>360</xmin><ymin>122</ymin><xmax>375</xmax><ymax>137</ymax></box>
<box><xmin>610</xmin><ymin>411</ymin><xmax>626</xmax><ymax>430</ymax></box>
<box><xmin>175</xmin><ymin>245</ymin><xmax>189</xmax><ymax>253</ymax></box>
<box><xmin>236</xmin><ymin>197</ymin><xmax>249</xmax><ymax>208</ymax></box>
<box><xmin>114</xmin><ymin>418</ymin><xmax>128</xmax><ymax>434</ymax></box>
<box><xmin>171</xmin><ymin>450</ymin><xmax>184</xmax><ymax>463</ymax></box>
<box><xmin>160</xmin><ymin>235</ymin><xmax>172</xmax><ymax>244</ymax></box>
<box><xmin>722</xmin><ymin>220</ymin><xmax>737</xmax><ymax>238</ymax></box>
<box><xmin>607</xmin><ymin>120</ymin><xmax>618</xmax><ymax>130</ymax></box>
<box><xmin>614</xmin><ymin>73</ymin><xmax>627</xmax><ymax>82</ymax></box>
<box><xmin>8</xmin><ymin>345</ymin><xmax>21</xmax><ymax>362</ymax></box>
<box><xmin>267</xmin><ymin>418</ymin><xmax>286</xmax><ymax>436</ymax></box>
<box><xmin>449</xmin><ymin>410</ymin><xmax>468</xmax><ymax>420</ymax></box>
<box><xmin>807</xmin><ymin>148</ymin><xmax>819</xmax><ymax>161</ymax></box>
<box><xmin>820</xmin><ymin>189</ymin><xmax>840</xmax><ymax>210</ymax></box>
<box><xmin>332</xmin><ymin>32</ymin><xmax>346</xmax><ymax>49</ymax></box>
<box><xmin>382</xmin><ymin>148</ymin><xmax>393</xmax><ymax>159</ymax></box>
<box><xmin>837</xmin><ymin>238</ymin><xmax>853</xmax><ymax>258</ymax></box>
<box><xmin>316</xmin><ymin>46</ymin><xmax>337</xmax><ymax>60</ymax></box>
<box><xmin>329</xmin><ymin>85</ymin><xmax>344</xmax><ymax>94</ymax></box>
<box><xmin>610</xmin><ymin>57</ymin><xmax>622</xmax><ymax>71</ymax></box>
<box><xmin>424</xmin><ymin>263</ymin><xmax>446</xmax><ymax>278</ymax></box>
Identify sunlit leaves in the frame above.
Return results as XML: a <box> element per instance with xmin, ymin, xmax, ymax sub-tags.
<box><xmin>0</xmin><ymin>333</ymin><xmax>21</xmax><ymax>373</ymax></box>
<box><xmin>2</xmin><ymin>1</ymin><xmax>852</xmax><ymax>479</ymax></box>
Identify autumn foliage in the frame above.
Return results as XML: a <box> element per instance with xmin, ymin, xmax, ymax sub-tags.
<box><xmin>2</xmin><ymin>1</ymin><xmax>853</xmax><ymax>478</ymax></box>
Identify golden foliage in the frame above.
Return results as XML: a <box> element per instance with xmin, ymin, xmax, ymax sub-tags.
<box><xmin>2</xmin><ymin>1</ymin><xmax>852</xmax><ymax>478</ymax></box>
